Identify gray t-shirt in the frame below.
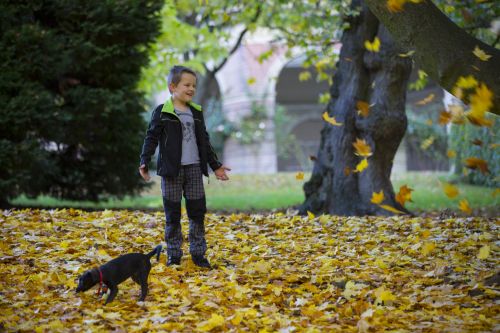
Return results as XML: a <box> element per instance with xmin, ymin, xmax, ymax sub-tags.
<box><xmin>175</xmin><ymin>108</ymin><xmax>200</xmax><ymax>165</ymax></box>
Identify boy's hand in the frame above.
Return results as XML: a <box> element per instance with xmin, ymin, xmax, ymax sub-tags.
<box><xmin>214</xmin><ymin>165</ymin><xmax>231</xmax><ymax>181</ymax></box>
<box><xmin>139</xmin><ymin>164</ymin><xmax>151</xmax><ymax>182</ymax></box>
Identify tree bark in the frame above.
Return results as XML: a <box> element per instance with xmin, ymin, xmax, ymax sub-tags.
<box><xmin>364</xmin><ymin>0</ymin><xmax>500</xmax><ymax>115</ymax></box>
<box><xmin>300</xmin><ymin>1</ymin><xmax>412</xmax><ymax>216</ymax></box>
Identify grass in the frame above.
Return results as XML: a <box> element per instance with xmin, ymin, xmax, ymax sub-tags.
<box><xmin>10</xmin><ymin>172</ymin><xmax>499</xmax><ymax>214</ymax></box>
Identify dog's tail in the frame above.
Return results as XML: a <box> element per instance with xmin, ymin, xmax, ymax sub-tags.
<box><xmin>147</xmin><ymin>245</ymin><xmax>162</xmax><ymax>261</ymax></box>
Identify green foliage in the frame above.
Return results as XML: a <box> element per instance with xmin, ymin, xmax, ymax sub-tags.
<box><xmin>449</xmin><ymin>121</ymin><xmax>499</xmax><ymax>187</ymax></box>
<box><xmin>232</xmin><ymin>100</ymin><xmax>268</xmax><ymax>145</ymax></box>
<box><xmin>0</xmin><ymin>1</ymin><xmax>162</xmax><ymax>204</ymax></box>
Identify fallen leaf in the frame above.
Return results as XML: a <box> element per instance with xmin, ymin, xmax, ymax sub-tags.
<box><xmin>477</xmin><ymin>245</ymin><xmax>490</xmax><ymax>259</ymax></box>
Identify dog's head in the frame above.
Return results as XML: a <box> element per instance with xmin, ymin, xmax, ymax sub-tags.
<box><xmin>75</xmin><ymin>269</ymin><xmax>98</xmax><ymax>292</ymax></box>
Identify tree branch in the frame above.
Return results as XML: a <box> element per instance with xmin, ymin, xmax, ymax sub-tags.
<box><xmin>364</xmin><ymin>0</ymin><xmax>500</xmax><ymax>115</ymax></box>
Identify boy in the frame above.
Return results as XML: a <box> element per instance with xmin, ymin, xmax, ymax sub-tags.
<box><xmin>139</xmin><ymin>65</ymin><xmax>230</xmax><ymax>268</ymax></box>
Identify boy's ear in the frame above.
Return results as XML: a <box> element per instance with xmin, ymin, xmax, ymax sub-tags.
<box><xmin>168</xmin><ymin>83</ymin><xmax>175</xmax><ymax>93</ymax></box>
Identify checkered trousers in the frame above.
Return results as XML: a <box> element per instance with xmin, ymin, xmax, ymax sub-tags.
<box><xmin>161</xmin><ymin>164</ymin><xmax>205</xmax><ymax>202</ymax></box>
<box><xmin>161</xmin><ymin>164</ymin><xmax>207</xmax><ymax>257</ymax></box>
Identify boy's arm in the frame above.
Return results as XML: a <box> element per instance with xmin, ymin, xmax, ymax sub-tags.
<box><xmin>140</xmin><ymin>105</ymin><xmax>164</xmax><ymax>170</ymax></box>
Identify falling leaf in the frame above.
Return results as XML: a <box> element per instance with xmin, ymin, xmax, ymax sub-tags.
<box><xmin>459</xmin><ymin>199</ymin><xmax>472</xmax><ymax>214</ymax></box>
<box><xmin>398</xmin><ymin>50</ymin><xmax>415</xmax><ymax>57</ymax></box>
<box><xmin>456</xmin><ymin>75</ymin><xmax>478</xmax><ymax>89</ymax></box>
<box><xmin>470</xmin><ymin>83</ymin><xmax>493</xmax><ymax>117</ymax></box>
<box><xmin>396</xmin><ymin>185</ymin><xmax>413</xmax><ymax>207</ymax></box>
<box><xmin>443</xmin><ymin>183</ymin><xmax>459</xmax><ymax>198</ymax></box>
<box><xmin>309</xmin><ymin>155</ymin><xmax>317</xmax><ymax>161</ymax></box>
<box><xmin>247</xmin><ymin>77</ymin><xmax>256</xmax><ymax>85</ymax></box>
<box><xmin>471</xmin><ymin>139</ymin><xmax>483</xmax><ymax>146</ymax></box>
<box><xmin>416</xmin><ymin>94</ymin><xmax>435</xmax><ymax>106</ymax></box>
<box><xmin>353</xmin><ymin>138</ymin><xmax>372</xmax><ymax>157</ymax></box>
<box><xmin>438</xmin><ymin>111</ymin><xmax>452</xmax><ymax>125</ymax></box>
<box><xmin>356</xmin><ymin>101</ymin><xmax>371</xmax><ymax>117</ymax></box>
<box><xmin>299</xmin><ymin>71</ymin><xmax>311</xmax><ymax>82</ymax></box>
<box><xmin>473</xmin><ymin>46</ymin><xmax>491</xmax><ymax>61</ymax></box>
<box><xmin>420</xmin><ymin>136</ymin><xmax>435</xmax><ymax>150</ymax></box>
<box><xmin>477</xmin><ymin>245</ymin><xmax>490</xmax><ymax>259</ymax></box>
<box><xmin>386</xmin><ymin>0</ymin><xmax>422</xmax><ymax>12</ymax></box>
<box><xmin>371</xmin><ymin>191</ymin><xmax>385</xmax><ymax>205</ymax></box>
<box><xmin>447</xmin><ymin>150</ymin><xmax>457</xmax><ymax>158</ymax></box>
<box><xmin>295</xmin><ymin>172</ymin><xmax>304</xmax><ymax>180</ymax></box>
<box><xmin>364</xmin><ymin>37</ymin><xmax>380</xmax><ymax>52</ymax></box>
<box><xmin>354</xmin><ymin>158</ymin><xmax>369</xmax><ymax>173</ymax></box>
<box><xmin>322</xmin><ymin>112</ymin><xmax>343</xmax><ymax>126</ymax></box>
<box><xmin>448</xmin><ymin>104</ymin><xmax>466</xmax><ymax>124</ymax></box>
<box><xmin>464</xmin><ymin>157</ymin><xmax>490</xmax><ymax>174</ymax></box>
<box><xmin>379</xmin><ymin>204</ymin><xmax>405</xmax><ymax>214</ymax></box>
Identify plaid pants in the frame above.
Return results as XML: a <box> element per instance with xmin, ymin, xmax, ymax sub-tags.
<box><xmin>161</xmin><ymin>164</ymin><xmax>207</xmax><ymax>258</ymax></box>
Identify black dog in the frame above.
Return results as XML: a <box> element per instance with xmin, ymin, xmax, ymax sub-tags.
<box><xmin>76</xmin><ymin>245</ymin><xmax>162</xmax><ymax>304</ymax></box>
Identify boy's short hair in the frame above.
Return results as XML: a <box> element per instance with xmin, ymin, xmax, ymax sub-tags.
<box><xmin>167</xmin><ymin>65</ymin><xmax>197</xmax><ymax>87</ymax></box>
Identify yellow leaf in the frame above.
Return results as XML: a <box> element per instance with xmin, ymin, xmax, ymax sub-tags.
<box><xmin>296</xmin><ymin>172</ymin><xmax>304</xmax><ymax>180</ymax></box>
<box><xmin>438</xmin><ymin>111</ymin><xmax>452</xmax><ymax>125</ymax></box>
<box><xmin>416</xmin><ymin>93</ymin><xmax>435</xmax><ymax>106</ymax></box>
<box><xmin>322</xmin><ymin>112</ymin><xmax>343</xmax><ymax>126</ymax></box>
<box><xmin>374</xmin><ymin>258</ymin><xmax>388</xmax><ymax>269</ymax></box>
<box><xmin>449</xmin><ymin>104</ymin><xmax>466</xmax><ymax>124</ymax></box>
<box><xmin>299</xmin><ymin>71</ymin><xmax>311</xmax><ymax>82</ymax></box>
<box><xmin>477</xmin><ymin>245</ymin><xmax>490</xmax><ymax>259</ymax></box>
<box><xmin>470</xmin><ymin>83</ymin><xmax>493</xmax><ymax>117</ymax></box>
<box><xmin>456</xmin><ymin>75</ymin><xmax>478</xmax><ymax>89</ymax></box>
<box><xmin>473</xmin><ymin>46</ymin><xmax>491</xmax><ymax>61</ymax></box>
<box><xmin>354</xmin><ymin>158</ymin><xmax>369</xmax><ymax>173</ymax></box>
<box><xmin>421</xmin><ymin>230</ymin><xmax>431</xmax><ymax>239</ymax></box>
<box><xmin>420</xmin><ymin>136</ymin><xmax>435</xmax><ymax>150</ymax></box>
<box><xmin>231</xmin><ymin>312</ymin><xmax>243</xmax><ymax>325</ymax></box>
<box><xmin>353</xmin><ymin>138</ymin><xmax>372</xmax><ymax>157</ymax></box>
<box><xmin>307</xmin><ymin>211</ymin><xmax>315</xmax><ymax>220</ymax></box>
<box><xmin>442</xmin><ymin>183</ymin><xmax>459</xmax><ymax>198</ymax></box>
<box><xmin>371</xmin><ymin>190</ymin><xmax>385</xmax><ymax>205</ymax></box>
<box><xmin>387</xmin><ymin>0</ymin><xmax>422</xmax><ymax>12</ymax></box>
<box><xmin>458</xmin><ymin>199</ymin><xmax>472</xmax><ymax>215</ymax></box>
<box><xmin>247</xmin><ymin>77</ymin><xmax>256</xmax><ymax>85</ymax></box>
<box><xmin>422</xmin><ymin>242</ymin><xmax>436</xmax><ymax>256</ymax></box>
<box><xmin>464</xmin><ymin>157</ymin><xmax>490</xmax><ymax>174</ymax></box>
<box><xmin>379</xmin><ymin>204</ymin><xmax>405</xmax><ymax>214</ymax></box>
<box><xmin>364</xmin><ymin>37</ymin><xmax>380</xmax><ymax>52</ymax></box>
<box><xmin>447</xmin><ymin>150</ymin><xmax>457</xmax><ymax>158</ymax></box>
<box><xmin>398</xmin><ymin>50</ymin><xmax>415</xmax><ymax>57</ymax></box>
<box><xmin>396</xmin><ymin>185</ymin><xmax>413</xmax><ymax>207</ymax></box>
<box><xmin>197</xmin><ymin>313</ymin><xmax>225</xmax><ymax>331</ymax></box>
<box><xmin>374</xmin><ymin>286</ymin><xmax>396</xmax><ymax>306</ymax></box>
<box><xmin>356</xmin><ymin>101</ymin><xmax>371</xmax><ymax>117</ymax></box>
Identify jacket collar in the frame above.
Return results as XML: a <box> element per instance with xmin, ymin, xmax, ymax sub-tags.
<box><xmin>161</xmin><ymin>98</ymin><xmax>202</xmax><ymax>117</ymax></box>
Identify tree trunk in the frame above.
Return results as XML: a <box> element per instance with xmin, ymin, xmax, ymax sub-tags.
<box><xmin>300</xmin><ymin>1</ymin><xmax>412</xmax><ymax>216</ymax></box>
<box><xmin>364</xmin><ymin>0</ymin><xmax>500</xmax><ymax>115</ymax></box>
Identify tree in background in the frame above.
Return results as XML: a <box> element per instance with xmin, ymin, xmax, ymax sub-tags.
<box><xmin>0</xmin><ymin>1</ymin><xmax>162</xmax><ymax>206</ymax></box>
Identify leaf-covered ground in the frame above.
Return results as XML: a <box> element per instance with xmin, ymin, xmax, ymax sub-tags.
<box><xmin>0</xmin><ymin>209</ymin><xmax>498</xmax><ymax>332</ymax></box>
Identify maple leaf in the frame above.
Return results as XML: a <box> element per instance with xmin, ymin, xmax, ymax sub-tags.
<box><xmin>307</xmin><ymin>211</ymin><xmax>315</xmax><ymax>220</ymax></box>
<box><xmin>473</xmin><ymin>46</ymin><xmax>491</xmax><ymax>61</ymax></box>
<box><xmin>470</xmin><ymin>83</ymin><xmax>493</xmax><ymax>116</ymax></box>
<box><xmin>420</xmin><ymin>136</ymin><xmax>435</xmax><ymax>150</ymax></box>
<box><xmin>447</xmin><ymin>150</ymin><xmax>457</xmax><ymax>158</ymax></box>
<box><xmin>295</xmin><ymin>172</ymin><xmax>304</xmax><ymax>180</ymax></box>
<box><xmin>374</xmin><ymin>286</ymin><xmax>396</xmax><ymax>306</ymax></box>
<box><xmin>458</xmin><ymin>199</ymin><xmax>472</xmax><ymax>214</ymax></box>
<box><xmin>442</xmin><ymin>183</ymin><xmax>459</xmax><ymax>198</ymax></box>
<box><xmin>422</xmin><ymin>242</ymin><xmax>436</xmax><ymax>256</ymax></box>
<box><xmin>364</xmin><ymin>37</ymin><xmax>380</xmax><ymax>52</ymax></box>
<box><xmin>438</xmin><ymin>111</ymin><xmax>452</xmax><ymax>125</ymax></box>
<box><xmin>354</xmin><ymin>158</ymin><xmax>369</xmax><ymax>173</ymax></box>
<box><xmin>352</xmin><ymin>138</ymin><xmax>372</xmax><ymax>157</ymax></box>
<box><xmin>322</xmin><ymin>112</ymin><xmax>343</xmax><ymax>126</ymax></box>
<box><xmin>456</xmin><ymin>75</ymin><xmax>478</xmax><ymax>89</ymax></box>
<box><xmin>197</xmin><ymin>313</ymin><xmax>225</xmax><ymax>331</ymax></box>
<box><xmin>416</xmin><ymin>93</ymin><xmax>435</xmax><ymax>106</ymax></box>
<box><xmin>356</xmin><ymin>101</ymin><xmax>370</xmax><ymax>117</ymax></box>
<box><xmin>464</xmin><ymin>157</ymin><xmax>490</xmax><ymax>174</ymax></box>
<box><xmin>371</xmin><ymin>191</ymin><xmax>385</xmax><ymax>205</ymax></box>
<box><xmin>386</xmin><ymin>0</ymin><xmax>422</xmax><ymax>12</ymax></box>
<box><xmin>396</xmin><ymin>185</ymin><xmax>413</xmax><ymax>207</ymax></box>
<box><xmin>247</xmin><ymin>77</ymin><xmax>256</xmax><ymax>85</ymax></box>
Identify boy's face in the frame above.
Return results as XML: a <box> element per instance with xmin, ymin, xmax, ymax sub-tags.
<box><xmin>170</xmin><ymin>73</ymin><xmax>197</xmax><ymax>104</ymax></box>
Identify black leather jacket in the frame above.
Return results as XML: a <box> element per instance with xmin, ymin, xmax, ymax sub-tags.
<box><xmin>140</xmin><ymin>103</ymin><xmax>222</xmax><ymax>177</ymax></box>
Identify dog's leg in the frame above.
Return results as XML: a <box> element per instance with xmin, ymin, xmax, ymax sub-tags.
<box><xmin>105</xmin><ymin>285</ymin><xmax>119</xmax><ymax>305</ymax></box>
<box><xmin>138</xmin><ymin>269</ymin><xmax>150</xmax><ymax>302</ymax></box>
